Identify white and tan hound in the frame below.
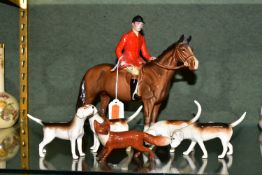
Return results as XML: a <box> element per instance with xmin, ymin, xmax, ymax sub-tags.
<box><xmin>170</xmin><ymin>112</ymin><xmax>246</xmax><ymax>159</ymax></box>
<box><xmin>28</xmin><ymin>104</ymin><xmax>95</xmax><ymax>159</ymax></box>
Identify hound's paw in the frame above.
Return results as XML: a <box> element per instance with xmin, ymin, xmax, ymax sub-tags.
<box><xmin>91</xmin><ymin>148</ymin><xmax>98</xmax><ymax>153</ymax></box>
<box><xmin>202</xmin><ymin>155</ymin><xmax>208</xmax><ymax>159</ymax></box>
<box><xmin>218</xmin><ymin>154</ymin><xmax>225</xmax><ymax>159</ymax></box>
<box><xmin>39</xmin><ymin>153</ymin><xmax>45</xmax><ymax>158</ymax></box>
<box><xmin>227</xmin><ymin>151</ymin><xmax>233</xmax><ymax>155</ymax></box>
<box><xmin>73</xmin><ymin>155</ymin><xmax>79</xmax><ymax>160</ymax></box>
<box><xmin>79</xmin><ymin>153</ymin><xmax>86</xmax><ymax>157</ymax></box>
<box><xmin>170</xmin><ymin>148</ymin><xmax>175</xmax><ymax>153</ymax></box>
<box><xmin>183</xmin><ymin>151</ymin><xmax>190</xmax><ymax>155</ymax></box>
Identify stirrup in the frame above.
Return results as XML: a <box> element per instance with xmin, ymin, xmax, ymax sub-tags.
<box><xmin>132</xmin><ymin>82</ymin><xmax>140</xmax><ymax>100</ymax></box>
<box><xmin>130</xmin><ymin>78</ymin><xmax>140</xmax><ymax>100</ymax></box>
<box><xmin>132</xmin><ymin>93</ymin><xmax>140</xmax><ymax>101</ymax></box>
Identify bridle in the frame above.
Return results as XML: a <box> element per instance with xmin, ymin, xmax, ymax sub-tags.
<box><xmin>152</xmin><ymin>43</ymin><xmax>195</xmax><ymax>70</ymax></box>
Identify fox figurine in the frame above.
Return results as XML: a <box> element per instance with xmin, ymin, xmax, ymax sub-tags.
<box><xmin>94</xmin><ymin>119</ymin><xmax>170</xmax><ymax>162</ymax></box>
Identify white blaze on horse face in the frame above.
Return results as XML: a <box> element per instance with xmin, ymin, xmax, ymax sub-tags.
<box><xmin>194</xmin><ymin>57</ymin><xmax>199</xmax><ymax>70</ymax></box>
<box><xmin>188</xmin><ymin>47</ymin><xmax>199</xmax><ymax>70</ymax></box>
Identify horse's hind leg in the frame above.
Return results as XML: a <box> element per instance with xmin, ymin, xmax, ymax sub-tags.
<box><xmin>99</xmin><ymin>94</ymin><xmax>110</xmax><ymax>117</ymax></box>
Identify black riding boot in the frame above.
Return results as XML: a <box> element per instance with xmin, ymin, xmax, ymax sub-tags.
<box><xmin>130</xmin><ymin>79</ymin><xmax>140</xmax><ymax>100</ymax></box>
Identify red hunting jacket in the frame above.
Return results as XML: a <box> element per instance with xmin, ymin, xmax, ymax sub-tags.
<box><xmin>115</xmin><ymin>30</ymin><xmax>152</xmax><ymax>68</ymax></box>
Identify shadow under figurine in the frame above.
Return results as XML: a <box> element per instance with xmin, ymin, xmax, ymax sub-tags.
<box><xmin>94</xmin><ymin>119</ymin><xmax>170</xmax><ymax>162</ymax></box>
<box><xmin>27</xmin><ymin>104</ymin><xmax>96</xmax><ymax>159</ymax></box>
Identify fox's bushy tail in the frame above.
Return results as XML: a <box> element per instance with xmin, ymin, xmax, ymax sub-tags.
<box><xmin>143</xmin><ymin>133</ymin><xmax>170</xmax><ymax>146</ymax></box>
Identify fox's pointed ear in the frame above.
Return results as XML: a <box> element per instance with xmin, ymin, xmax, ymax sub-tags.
<box><xmin>94</xmin><ymin>120</ymin><xmax>100</xmax><ymax>128</ymax></box>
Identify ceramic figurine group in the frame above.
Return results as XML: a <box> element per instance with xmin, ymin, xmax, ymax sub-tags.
<box><xmin>28</xmin><ymin>15</ymin><xmax>246</xmax><ymax>163</ymax></box>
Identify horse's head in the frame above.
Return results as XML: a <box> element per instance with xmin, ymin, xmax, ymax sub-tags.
<box><xmin>175</xmin><ymin>35</ymin><xmax>199</xmax><ymax>71</ymax></box>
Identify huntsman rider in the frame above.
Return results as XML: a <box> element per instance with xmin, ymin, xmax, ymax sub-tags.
<box><xmin>115</xmin><ymin>15</ymin><xmax>156</xmax><ymax>100</ymax></box>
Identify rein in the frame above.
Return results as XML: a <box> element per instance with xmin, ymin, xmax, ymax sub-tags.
<box><xmin>152</xmin><ymin>46</ymin><xmax>194</xmax><ymax>70</ymax></box>
<box><xmin>152</xmin><ymin>61</ymin><xmax>185</xmax><ymax>70</ymax></box>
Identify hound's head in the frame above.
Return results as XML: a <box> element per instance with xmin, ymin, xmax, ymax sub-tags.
<box><xmin>170</xmin><ymin>131</ymin><xmax>184</xmax><ymax>148</ymax></box>
<box><xmin>76</xmin><ymin>104</ymin><xmax>97</xmax><ymax>119</ymax></box>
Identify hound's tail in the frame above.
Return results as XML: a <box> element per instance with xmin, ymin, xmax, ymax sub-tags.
<box><xmin>230</xmin><ymin>112</ymin><xmax>246</xmax><ymax>128</ymax></box>
<box><xmin>189</xmin><ymin>100</ymin><xmax>202</xmax><ymax>124</ymax></box>
<box><xmin>143</xmin><ymin>133</ymin><xmax>170</xmax><ymax>146</ymax></box>
<box><xmin>27</xmin><ymin>114</ymin><xmax>43</xmax><ymax>126</ymax></box>
<box><xmin>127</xmin><ymin>105</ymin><xmax>143</xmax><ymax>123</ymax></box>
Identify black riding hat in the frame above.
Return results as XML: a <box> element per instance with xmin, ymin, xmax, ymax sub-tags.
<box><xmin>132</xmin><ymin>15</ymin><xmax>145</xmax><ymax>24</ymax></box>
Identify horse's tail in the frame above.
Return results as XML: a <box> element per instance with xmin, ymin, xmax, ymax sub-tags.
<box><xmin>230</xmin><ymin>112</ymin><xmax>246</xmax><ymax>128</ymax></box>
<box><xmin>27</xmin><ymin>114</ymin><xmax>43</xmax><ymax>126</ymax></box>
<box><xmin>127</xmin><ymin>105</ymin><xmax>143</xmax><ymax>123</ymax></box>
<box><xmin>143</xmin><ymin>133</ymin><xmax>170</xmax><ymax>146</ymax></box>
<box><xmin>76</xmin><ymin>77</ymin><xmax>86</xmax><ymax>111</ymax></box>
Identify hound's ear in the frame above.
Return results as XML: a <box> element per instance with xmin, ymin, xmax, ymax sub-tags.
<box><xmin>187</xmin><ymin>36</ymin><xmax>192</xmax><ymax>43</ymax></box>
<box><xmin>176</xmin><ymin>131</ymin><xmax>184</xmax><ymax>140</ymax></box>
<box><xmin>178</xmin><ymin>34</ymin><xmax>185</xmax><ymax>43</ymax></box>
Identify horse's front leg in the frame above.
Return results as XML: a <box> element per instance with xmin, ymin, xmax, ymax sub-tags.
<box><xmin>143</xmin><ymin>100</ymin><xmax>154</xmax><ymax>131</ymax></box>
<box><xmin>151</xmin><ymin>104</ymin><xmax>161</xmax><ymax>124</ymax></box>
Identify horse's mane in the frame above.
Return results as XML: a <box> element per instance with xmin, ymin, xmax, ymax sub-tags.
<box><xmin>157</xmin><ymin>41</ymin><xmax>180</xmax><ymax>58</ymax></box>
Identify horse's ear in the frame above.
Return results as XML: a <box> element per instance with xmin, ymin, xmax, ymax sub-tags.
<box><xmin>187</xmin><ymin>36</ymin><xmax>192</xmax><ymax>43</ymax></box>
<box><xmin>178</xmin><ymin>34</ymin><xmax>185</xmax><ymax>43</ymax></box>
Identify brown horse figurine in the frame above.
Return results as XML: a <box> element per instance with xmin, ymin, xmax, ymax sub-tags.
<box><xmin>77</xmin><ymin>35</ymin><xmax>199</xmax><ymax>130</ymax></box>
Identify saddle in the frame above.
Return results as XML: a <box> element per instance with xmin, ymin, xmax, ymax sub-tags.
<box><xmin>112</xmin><ymin>67</ymin><xmax>142</xmax><ymax>101</ymax></box>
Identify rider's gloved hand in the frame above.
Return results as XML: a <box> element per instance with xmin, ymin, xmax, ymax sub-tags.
<box><xmin>150</xmin><ymin>56</ymin><xmax>157</xmax><ymax>61</ymax></box>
